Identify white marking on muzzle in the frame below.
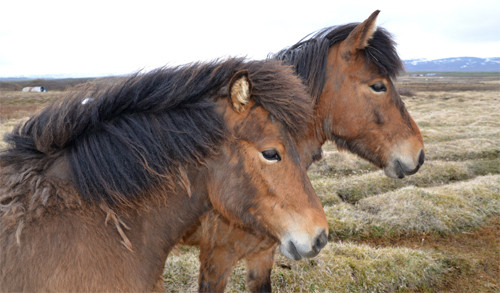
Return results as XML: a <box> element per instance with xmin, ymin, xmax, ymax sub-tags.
<box><xmin>279</xmin><ymin>226</ymin><xmax>325</xmax><ymax>260</ymax></box>
<box><xmin>385</xmin><ymin>140</ymin><xmax>422</xmax><ymax>178</ymax></box>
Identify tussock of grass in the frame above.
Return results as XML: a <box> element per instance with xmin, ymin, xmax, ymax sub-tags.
<box><xmin>313</xmin><ymin>159</ymin><xmax>500</xmax><ymax>204</ymax></box>
<box><xmin>164</xmin><ymin>243</ymin><xmax>448</xmax><ymax>293</ymax></box>
<box><xmin>308</xmin><ymin>147</ymin><xmax>378</xmax><ymax>179</ymax></box>
<box><xmin>425</xmin><ymin>139</ymin><xmax>499</xmax><ymax>161</ymax></box>
<box><xmin>232</xmin><ymin>242</ymin><xmax>446</xmax><ymax>293</ymax></box>
<box><xmin>310</xmin><ymin>178</ymin><xmax>343</xmax><ymax>206</ymax></box>
<box><xmin>421</xmin><ymin>126</ymin><xmax>499</xmax><ymax>143</ymax></box>
<box><xmin>326</xmin><ymin>175</ymin><xmax>500</xmax><ymax>239</ymax></box>
<box><xmin>467</xmin><ymin>158</ymin><xmax>500</xmax><ymax>175</ymax></box>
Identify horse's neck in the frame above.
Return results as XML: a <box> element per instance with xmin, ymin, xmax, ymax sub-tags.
<box><xmin>124</xmin><ymin>168</ymin><xmax>212</xmax><ymax>259</ymax></box>
<box><xmin>299</xmin><ymin>115</ymin><xmax>328</xmax><ymax>168</ymax></box>
<box><xmin>43</xmin><ymin>154</ymin><xmax>212</xmax><ymax>256</ymax></box>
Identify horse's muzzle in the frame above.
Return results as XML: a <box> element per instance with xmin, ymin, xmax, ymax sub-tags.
<box><xmin>385</xmin><ymin>149</ymin><xmax>425</xmax><ymax>179</ymax></box>
<box><xmin>279</xmin><ymin>229</ymin><xmax>328</xmax><ymax>260</ymax></box>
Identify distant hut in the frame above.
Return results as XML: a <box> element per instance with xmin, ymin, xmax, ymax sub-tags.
<box><xmin>22</xmin><ymin>86</ymin><xmax>47</xmax><ymax>92</ymax></box>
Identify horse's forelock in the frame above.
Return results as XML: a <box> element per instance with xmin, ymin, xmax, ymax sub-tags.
<box><xmin>246</xmin><ymin>60</ymin><xmax>313</xmax><ymax>138</ymax></box>
<box><xmin>365</xmin><ymin>27</ymin><xmax>404</xmax><ymax>79</ymax></box>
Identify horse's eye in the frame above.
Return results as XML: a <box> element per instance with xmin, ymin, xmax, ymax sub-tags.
<box><xmin>370</xmin><ymin>82</ymin><xmax>387</xmax><ymax>93</ymax></box>
<box><xmin>261</xmin><ymin>149</ymin><xmax>281</xmax><ymax>162</ymax></box>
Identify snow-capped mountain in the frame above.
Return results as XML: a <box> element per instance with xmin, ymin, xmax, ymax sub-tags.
<box><xmin>403</xmin><ymin>57</ymin><xmax>500</xmax><ymax>72</ymax></box>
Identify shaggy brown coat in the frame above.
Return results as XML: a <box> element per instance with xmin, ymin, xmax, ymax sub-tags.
<box><xmin>0</xmin><ymin>58</ymin><xmax>328</xmax><ymax>291</ymax></box>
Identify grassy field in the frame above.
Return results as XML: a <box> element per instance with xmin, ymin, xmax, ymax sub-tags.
<box><xmin>1</xmin><ymin>74</ymin><xmax>499</xmax><ymax>292</ymax></box>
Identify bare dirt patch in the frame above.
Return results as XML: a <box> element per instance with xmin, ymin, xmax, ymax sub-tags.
<box><xmin>355</xmin><ymin>216</ymin><xmax>499</xmax><ymax>292</ymax></box>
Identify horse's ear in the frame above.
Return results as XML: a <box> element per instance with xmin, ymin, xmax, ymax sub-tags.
<box><xmin>342</xmin><ymin>10</ymin><xmax>380</xmax><ymax>54</ymax></box>
<box><xmin>228</xmin><ymin>70</ymin><xmax>253</xmax><ymax>113</ymax></box>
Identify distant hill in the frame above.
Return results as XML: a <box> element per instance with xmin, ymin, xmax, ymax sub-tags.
<box><xmin>404</xmin><ymin>57</ymin><xmax>500</xmax><ymax>72</ymax></box>
<box><xmin>1</xmin><ymin>57</ymin><xmax>498</xmax><ymax>82</ymax></box>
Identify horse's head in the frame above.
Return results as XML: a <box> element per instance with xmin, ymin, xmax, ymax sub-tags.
<box><xmin>207</xmin><ymin>70</ymin><xmax>328</xmax><ymax>260</ymax></box>
<box><xmin>318</xmin><ymin>10</ymin><xmax>424</xmax><ymax>178</ymax></box>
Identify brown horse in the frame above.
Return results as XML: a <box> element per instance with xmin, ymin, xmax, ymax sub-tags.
<box><xmin>0</xmin><ymin>58</ymin><xmax>329</xmax><ymax>292</ymax></box>
<box><xmin>181</xmin><ymin>10</ymin><xmax>425</xmax><ymax>292</ymax></box>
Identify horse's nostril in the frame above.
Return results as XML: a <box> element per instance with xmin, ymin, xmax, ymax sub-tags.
<box><xmin>395</xmin><ymin>160</ymin><xmax>405</xmax><ymax>178</ymax></box>
<box><xmin>287</xmin><ymin>240</ymin><xmax>301</xmax><ymax>260</ymax></box>
<box><xmin>313</xmin><ymin>230</ymin><xmax>328</xmax><ymax>252</ymax></box>
<box><xmin>418</xmin><ymin>149</ymin><xmax>425</xmax><ymax>166</ymax></box>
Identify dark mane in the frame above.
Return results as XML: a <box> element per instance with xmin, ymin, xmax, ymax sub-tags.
<box><xmin>270</xmin><ymin>23</ymin><xmax>404</xmax><ymax>102</ymax></box>
<box><xmin>0</xmin><ymin>58</ymin><xmax>311</xmax><ymax>206</ymax></box>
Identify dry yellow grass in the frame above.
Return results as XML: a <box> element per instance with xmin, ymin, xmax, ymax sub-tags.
<box><xmin>165</xmin><ymin>241</ymin><xmax>448</xmax><ymax>293</ymax></box>
<box><xmin>326</xmin><ymin>175</ymin><xmax>500</xmax><ymax>239</ymax></box>
<box><xmin>310</xmin><ymin>158</ymin><xmax>500</xmax><ymax>204</ymax></box>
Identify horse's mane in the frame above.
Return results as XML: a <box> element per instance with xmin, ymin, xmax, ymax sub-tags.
<box><xmin>0</xmin><ymin>58</ymin><xmax>311</xmax><ymax>206</ymax></box>
<box><xmin>270</xmin><ymin>24</ymin><xmax>404</xmax><ymax>103</ymax></box>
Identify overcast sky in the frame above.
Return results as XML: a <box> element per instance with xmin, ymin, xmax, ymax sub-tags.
<box><xmin>1</xmin><ymin>0</ymin><xmax>499</xmax><ymax>77</ymax></box>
